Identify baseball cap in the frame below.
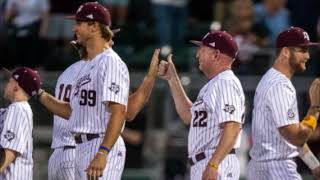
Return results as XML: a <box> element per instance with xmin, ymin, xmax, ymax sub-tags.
<box><xmin>66</xmin><ymin>2</ymin><xmax>111</xmax><ymax>26</ymax></box>
<box><xmin>3</xmin><ymin>67</ymin><xmax>42</xmax><ymax>97</ymax></box>
<box><xmin>190</xmin><ymin>31</ymin><xmax>238</xmax><ymax>59</ymax></box>
<box><xmin>66</xmin><ymin>2</ymin><xmax>120</xmax><ymax>33</ymax></box>
<box><xmin>276</xmin><ymin>27</ymin><xmax>319</xmax><ymax>48</ymax></box>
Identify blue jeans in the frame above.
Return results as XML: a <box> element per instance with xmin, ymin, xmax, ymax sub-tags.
<box><xmin>152</xmin><ymin>4</ymin><xmax>187</xmax><ymax>46</ymax></box>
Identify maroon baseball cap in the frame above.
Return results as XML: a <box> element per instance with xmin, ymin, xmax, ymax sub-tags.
<box><xmin>276</xmin><ymin>27</ymin><xmax>319</xmax><ymax>48</ymax></box>
<box><xmin>66</xmin><ymin>2</ymin><xmax>111</xmax><ymax>26</ymax></box>
<box><xmin>190</xmin><ymin>31</ymin><xmax>238</xmax><ymax>59</ymax></box>
<box><xmin>3</xmin><ymin>67</ymin><xmax>42</xmax><ymax>97</ymax></box>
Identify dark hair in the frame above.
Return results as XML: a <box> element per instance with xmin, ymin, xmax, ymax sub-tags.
<box><xmin>87</xmin><ymin>21</ymin><xmax>114</xmax><ymax>41</ymax></box>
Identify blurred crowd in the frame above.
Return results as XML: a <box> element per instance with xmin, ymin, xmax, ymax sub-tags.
<box><xmin>0</xmin><ymin>0</ymin><xmax>320</xmax><ymax>75</ymax></box>
<box><xmin>0</xmin><ymin>1</ymin><xmax>320</xmax><ymax>179</ymax></box>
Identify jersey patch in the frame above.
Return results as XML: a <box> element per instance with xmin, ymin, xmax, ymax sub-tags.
<box><xmin>223</xmin><ymin>104</ymin><xmax>235</xmax><ymax>114</ymax></box>
<box><xmin>4</xmin><ymin>130</ymin><xmax>15</xmax><ymax>142</ymax></box>
<box><xmin>109</xmin><ymin>82</ymin><xmax>120</xmax><ymax>94</ymax></box>
<box><xmin>287</xmin><ymin>109</ymin><xmax>295</xmax><ymax>120</ymax></box>
<box><xmin>194</xmin><ymin>97</ymin><xmax>203</xmax><ymax>106</ymax></box>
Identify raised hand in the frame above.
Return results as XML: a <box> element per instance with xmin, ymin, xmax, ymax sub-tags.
<box><xmin>147</xmin><ymin>49</ymin><xmax>160</xmax><ymax>78</ymax></box>
<box><xmin>309</xmin><ymin>78</ymin><xmax>320</xmax><ymax>107</ymax></box>
<box><xmin>158</xmin><ymin>54</ymin><xmax>177</xmax><ymax>81</ymax></box>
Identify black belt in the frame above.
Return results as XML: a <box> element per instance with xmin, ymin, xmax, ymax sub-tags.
<box><xmin>75</xmin><ymin>134</ymin><xmax>100</xmax><ymax>144</ymax></box>
<box><xmin>188</xmin><ymin>149</ymin><xmax>235</xmax><ymax>166</ymax></box>
<box><xmin>63</xmin><ymin>146</ymin><xmax>75</xmax><ymax>150</ymax></box>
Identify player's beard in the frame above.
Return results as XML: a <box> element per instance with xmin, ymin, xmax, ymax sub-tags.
<box><xmin>288</xmin><ymin>51</ymin><xmax>306</xmax><ymax>73</ymax></box>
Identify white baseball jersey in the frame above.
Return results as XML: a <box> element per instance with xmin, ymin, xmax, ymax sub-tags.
<box><xmin>69</xmin><ymin>48</ymin><xmax>129</xmax><ymax>180</ymax></box>
<box><xmin>249</xmin><ymin>68</ymin><xmax>299</xmax><ymax>161</ymax></box>
<box><xmin>0</xmin><ymin>102</ymin><xmax>33</xmax><ymax>180</ymax></box>
<box><xmin>69</xmin><ymin>48</ymin><xmax>130</xmax><ymax>133</ymax></box>
<box><xmin>248</xmin><ymin>68</ymin><xmax>301</xmax><ymax>180</ymax></box>
<box><xmin>52</xmin><ymin>60</ymin><xmax>85</xmax><ymax>149</ymax></box>
<box><xmin>48</xmin><ymin>60</ymin><xmax>86</xmax><ymax>180</ymax></box>
<box><xmin>188</xmin><ymin>70</ymin><xmax>245</xmax><ymax>180</ymax></box>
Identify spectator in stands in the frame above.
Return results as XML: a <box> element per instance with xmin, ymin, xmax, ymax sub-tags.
<box><xmin>4</xmin><ymin>0</ymin><xmax>49</xmax><ymax>68</ymax></box>
<box><xmin>44</xmin><ymin>0</ymin><xmax>87</xmax><ymax>70</ymax></box>
<box><xmin>254</xmin><ymin>0</ymin><xmax>290</xmax><ymax>45</ymax></box>
<box><xmin>151</xmin><ymin>0</ymin><xmax>188</xmax><ymax>55</ymax></box>
<box><xmin>47</xmin><ymin>0</ymin><xmax>84</xmax><ymax>43</ymax></box>
<box><xmin>99</xmin><ymin>0</ymin><xmax>130</xmax><ymax>27</ymax></box>
<box><xmin>227</xmin><ymin>0</ymin><xmax>262</xmax><ymax>63</ymax></box>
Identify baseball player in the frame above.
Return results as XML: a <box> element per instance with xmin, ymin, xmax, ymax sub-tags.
<box><xmin>0</xmin><ymin>67</ymin><xmax>41</xmax><ymax>180</ymax></box>
<box><xmin>248</xmin><ymin>27</ymin><xmax>320</xmax><ymax>180</ymax></box>
<box><xmin>37</xmin><ymin>2</ymin><xmax>160</xmax><ymax>179</ymax></box>
<box><xmin>47</xmin><ymin>37</ymin><xmax>159</xmax><ymax>180</ymax></box>
<box><xmin>48</xmin><ymin>58</ymin><xmax>85</xmax><ymax>180</ymax></box>
<box><xmin>158</xmin><ymin>31</ymin><xmax>245</xmax><ymax>180</ymax></box>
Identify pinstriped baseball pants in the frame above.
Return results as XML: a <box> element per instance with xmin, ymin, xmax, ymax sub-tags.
<box><xmin>190</xmin><ymin>153</ymin><xmax>240</xmax><ymax>180</ymax></box>
<box><xmin>48</xmin><ymin>147</ymin><xmax>76</xmax><ymax>180</ymax></box>
<box><xmin>75</xmin><ymin>136</ymin><xmax>126</xmax><ymax>180</ymax></box>
<box><xmin>247</xmin><ymin>159</ymin><xmax>302</xmax><ymax>180</ymax></box>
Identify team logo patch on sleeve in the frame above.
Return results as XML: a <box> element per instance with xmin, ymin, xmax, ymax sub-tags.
<box><xmin>4</xmin><ymin>130</ymin><xmax>15</xmax><ymax>142</ymax></box>
<box><xmin>109</xmin><ymin>82</ymin><xmax>120</xmax><ymax>94</ymax></box>
<box><xmin>287</xmin><ymin>109</ymin><xmax>295</xmax><ymax>120</ymax></box>
<box><xmin>223</xmin><ymin>104</ymin><xmax>235</xmax><ymax>114</ymax></box>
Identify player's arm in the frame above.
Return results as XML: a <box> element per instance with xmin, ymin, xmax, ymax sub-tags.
<box><xmin>0</xmin><ymin>149</ymin><xmax>19</xmax><ymax>172</ymax></box>
<box><xmin>86</xmin><ymin>102</ymin><xmax>126</xmax><ymax>177</ymax></box>
<box><xmin>126</xmin><ymin>49</ymin><xmax>160</xmax><ymax>121</ymax></box>
<box><xmin>279</xmin><ymin>79</ymin><xmax>320</xmax><ymax>147</ymax></box>
<box><xmin>298</xmin><ymin>143</ymin><xmax>320</xmax><ymax>178</ymax></box>
<box><xmin>279</xmin><ymin>107</ymin><xmax>319</xmax><ymax>147</ymax></box>
<box><xmin>207</xmin><ymin>121</ymin><xmax>241</xmax><ymax>166</ymax></box>
<box><xmin>38</xmin><ymin>90</ymin><xmax>72</xmax><ymax>119</ymax></box>
<box><xmin>101</xmin><ymin>102</ymin><xmax>126</xmax><ymax>149</ymax></box>
<box><xmin>158</xmin><ymin>54</ymin><xmax>192</xmax><ymax>124</ymax></box>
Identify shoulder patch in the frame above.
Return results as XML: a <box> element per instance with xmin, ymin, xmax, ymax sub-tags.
<box><xmin>109</xmin><ymin>82</ymin><xmax>120</xmax><ymax>94</ymax></box>
<box><xmin>287</xmin><ymin>109</ymin><xmax>295</xmax><ymax>120</ymax></box>
<box><xmin>4</xmin><ymin>130</ymin><xmax>15</xmax><ymax>142</ymax></box>
<box><xmin>223</xmin><ymin>104</ymin><xmax>235</xmax><ymax>114</ymax></box>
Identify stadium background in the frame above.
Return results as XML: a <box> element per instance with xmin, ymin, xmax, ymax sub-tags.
<box><xmin>0</xmin><ymin>0</ymin><xmax>320</xmax><ymax>179</ymax></box>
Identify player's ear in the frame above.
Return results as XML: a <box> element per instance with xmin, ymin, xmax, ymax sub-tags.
<box><xmin>281</xmin><ymin>47</ymin><xmax>291</xmax><ymax>59</ymax></box>
<box><xmin>212</xmin><ymin>49</ymin><xmax>220</xmax><ymax>61</ymax></box>
<box><xmin>13</xmin><ymin>83</ymin><xmax>19</xmax><ymax>92</ymax></box>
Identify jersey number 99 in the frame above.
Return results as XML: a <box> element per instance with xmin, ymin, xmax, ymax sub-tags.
<box><xmin>79</xmin><ymin>89</ymin><xmax>96</xmax><ymax>106</ymax></box>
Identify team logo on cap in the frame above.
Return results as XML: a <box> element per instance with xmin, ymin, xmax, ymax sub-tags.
<box><xmin>287</xmin><ymin>108</ymin><xmax>295</xmax><ymax>120</ymax></box>
<box><xmin>303</xmin><ymin>32</ymin><xmax>310</xmax><ymax>41</ymax></box>
<box><xmin>4</xmin><ymin>130</ymin><xmax>15</xmax><ymax>142</ymax></box>
<box><xmin>86</xmin><ymin>14</ymin><xmax>94</xmax><ymax>19</ymax></box>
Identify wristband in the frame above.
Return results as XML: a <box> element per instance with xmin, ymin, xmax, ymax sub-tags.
<box><xmin>97</xmin><ymin>151</ymin><xmax>108</xmax><ymax>156</ymax></box>
<box><xmin>99</xmin><ymin>145</ymin><xmax>110</xmax><ymax>153</ymax></box>
<box><xmin>208</xmin><ymin>162</ymin><xmax>219</xmax><ymax>169</ymax></box>
<box><xmin>300</xmin><ymin>150</ymin><xmax>320</xmax><ymax>170</ymax></box>
<box><xmin>301</xmin><ymin>115</ymin><xmax>317</xmax><ymax>131</ymax></box>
